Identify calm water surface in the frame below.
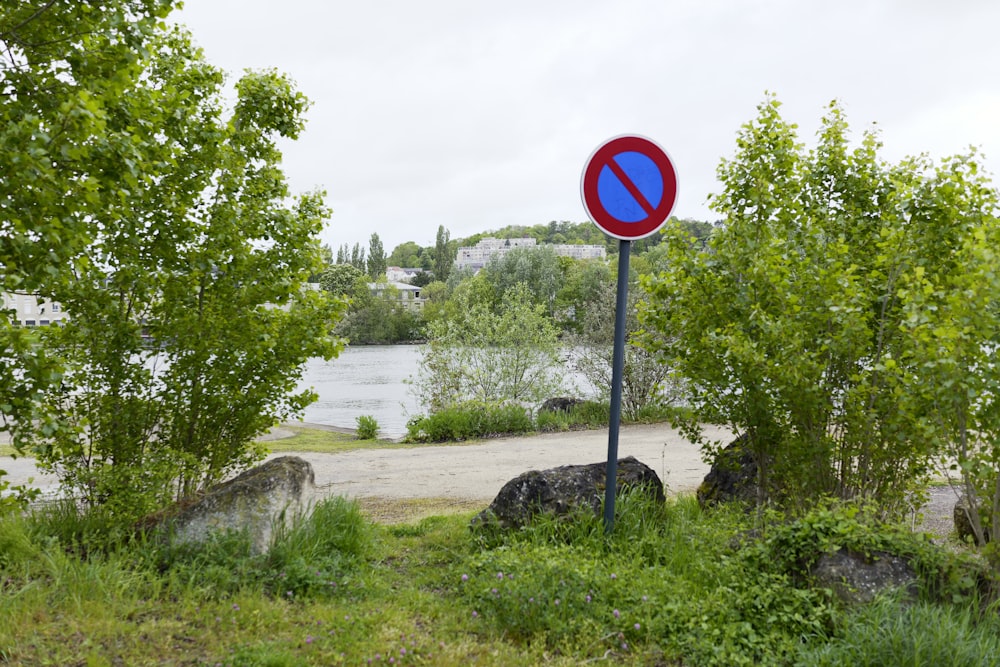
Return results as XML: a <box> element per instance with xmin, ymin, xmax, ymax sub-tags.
<box><xmin>297</xmin><ymin>345</ymin><xmax>423</xmax><ymax>437</ymax></box>
<box><xmin>296</xmin><ymin>345</ymin><xmax>596</xmax><ymax>437</ymax></box>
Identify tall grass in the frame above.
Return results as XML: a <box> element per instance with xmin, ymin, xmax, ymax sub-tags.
<box><xmin>795</xmin><ymin>595</ymin><xmax>1000</xmax><ymax>666</ymax></box>
<box><xmin>1</xmin><ymin>491</ymin><xmax>994</xmax><ymax>666</ymax></box>
<box><xmin>149</xmin><ymin>496</ymin><xmax>373</xmax><ymax>599</ymax></box>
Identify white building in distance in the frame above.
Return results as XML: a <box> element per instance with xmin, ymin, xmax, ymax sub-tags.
<box><xmin>2</xmin><ymin>292</ymin><xmax>70</xmax><ymax>327</ymax></box>
<box><xmin>454</xmin><ymin>237</ymin><xmax>606</xmax><ymax>272</ymax></box>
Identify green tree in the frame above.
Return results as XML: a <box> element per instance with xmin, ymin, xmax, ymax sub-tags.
<box><xmin>29</xmin><ymin>26</ymin><xmax>345</xmax><ymax>515</ymax></box>
<box><xmin>892</xmin><ymin>152</ymin><xmax>1000</xmax><ymax>551</ymax></box>
<box><xmin>555</xmin><ymin>258</ymin><xmax>612</xmax><ymax>333</ymax></box>
<box><xmin>320</xmin><ymin>263</ymin><xmax>366</xmax><ymax>298</ymax></box>
<box><xmin>570</xmin><ymin>280</ymin><xmax>680</xmax><ymax>420</ymax></box>
<box><xmin>367</xmin><ymin>232</ymin><xmax>387</xmax><ymax>280</ymax></box>
<box><xmin>640</xmin><ymin>97</ymin><xmax>965</xmax><ymax>516</ymax></box>
<box><xmin>0</xmin><ymin>1</ymin><xmax>178</xmax><ymax>468</ymax></box>
<box><xmin>433</xmin><ymin>225</ymin><xmax>455</xmax><ymax>282</ymax></box>
<box><xmin>308</xmin><ymin>243</ymin><xmax>334</xmax><ymax>282</ymax></box>
<box><xmin>350</xmin><ymin>242</ymin><xmax>366</xmax><ymax>270</ymax></box>
<box><xmin>387</xmin><ymin>241</ymin><xmax>423</xmax><ymax>268</ymax></box>
<box><xmin>416</xmin><ymin>283</ymin><xmax>564</xmax><ymax>413</ymax></box>
<box><xmin>482</xmin><ymin>245</ymin><xmax>564</xmax><ymax>316</ymax></box>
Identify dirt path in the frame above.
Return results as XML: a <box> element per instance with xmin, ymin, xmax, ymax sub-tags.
<box><xmin>1</xmin><ymin>423</ymin><xmax>961</xmax><ymax>532</ymax></box>
<box><xmin>278</xmin><ymin>423</ymin><xmax>731</xmax><ymax>502</ymax></box>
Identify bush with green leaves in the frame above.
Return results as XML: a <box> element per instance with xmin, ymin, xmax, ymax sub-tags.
<box><xmin>405</xmin><ymin>401</ymin><xmax>533</xmax><ymax>442</ymax></box>
<box><xmin>355</xmin><ymin>415</ymin><xmax>379</xmax><ymax>440</ymax></box>
<box><xmin>1</xmin><ymin>7</ymin><xmax>345</xmax><ymax>525</ymax></box>
<box><xmin>641</xmin><ymin>96</ymin><xmax>998</xmax><ymax>519</ymax></box>
<box><xmin>415</xmin><ymin>282</ymin><xmax>564</xmax><ymax>414</ymax></box>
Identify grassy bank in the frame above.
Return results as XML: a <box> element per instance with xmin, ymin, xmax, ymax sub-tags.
<box><xmin>1</xmin><ymin>494</ymin><xmax>995</xmax><ymax>666</ymax></box>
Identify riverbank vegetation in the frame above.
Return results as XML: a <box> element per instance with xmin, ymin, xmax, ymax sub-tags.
<box><xmin>2</xmin><ymin>492</ymin><xmax>997</xmax><ymax>666</ymax></box>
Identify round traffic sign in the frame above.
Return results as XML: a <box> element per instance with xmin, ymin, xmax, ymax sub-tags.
<box><xmin>581</xmin><ymin>135</ymin><xmax>678</xmax><ymax>240</ymax></box>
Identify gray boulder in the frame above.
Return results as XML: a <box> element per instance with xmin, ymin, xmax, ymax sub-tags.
<box><xmin>811</xmin><ymin>548</ymin><xmax>918</xmax><ymax>605</ymax></box>
<box><xmin>697</xmin><ymin>433</ymin><xmax>759</xmax><ymax>508</ymax></box>
<box><xmin>472</xmin><ymin>456</ymin><xmax>665</xmax><ymax>531</ymax></box>
<box><xmin>954</xmin><ymin>494</ymin><xmax>991</xmax><ymax>545</ymax></box>
<box><xmin>158</xmin><ymin>456</ymin><xmax>317</xmax><ymax>554</ymax></box>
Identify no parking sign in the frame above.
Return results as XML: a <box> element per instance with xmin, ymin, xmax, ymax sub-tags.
<box><xmin>581</xmin><ymin>135</ymin><xmax>678</xmax><ymax>240</ymax></box>
<box><xmin>581</xmin><ymin>134</ymin><xmax>678</xmax><ymax>532</ymax></box>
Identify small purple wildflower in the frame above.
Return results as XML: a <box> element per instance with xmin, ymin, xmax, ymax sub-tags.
<box><xmin>305</xmin><ymin>635</ymin><xmax>314</xmax><ymax>644</ymax></box>
<box><xmin>232</xmin><ymin>604</ymin><xmax>239</xmax><ymax>611</ymax></box>
<box><xmin>400</xmin><ymin>648</ymin><xmax>406</xmax><ymax>656</ymax></box>
<box><xmin>472</xmin><ymin>610</ymin><xmax>479</xmax><ymax>618</ymax></box>
<box><xmin>461</xmin><ymin>574</ymin><xmax>469</xmax><ymax>582</ymax></box>
<box><xmin>585</xmin><ymin>595</ymin><xmax>592</xmax><ymax>603</ymax></box>
<box><xmin>613</xmin><ymin>609</ymin><xmax>620</xmax><ymax>619</ymax></box>
<box><xmin>610</xmin><ymin>573</ymin><xmax>617</xmax><ymax>580</ymax></box>
<box><xmin>554</xmin><ymin>599</ymin><xmax>560</xmax><ymax>606</ymax></box>
<box><xmin>621</xmin><ymin>642</ymin><xmax>629</xmax><ymax>650</ymax></box>
<box><xmin>497</xmin><ymin>571</ymin><xmax>504</xmax><ymax>580</ymax></box>
<box><xmin>634</xmin><ymin>623</ymin><xmax>641</xmax><ymax>631</ymax></box>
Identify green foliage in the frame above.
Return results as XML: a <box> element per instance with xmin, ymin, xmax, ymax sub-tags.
<box><xmin>0</xmin><ymin>0</ymin><xmax>180</xmax><ymax>479</ymax></box>
<box><xmin>462</xmin><ymin>493</ymin><xmax>835</xmax><ymax>665</ymax></box>
<box><xmin>795</xmin><ymin>596</ymin><xmax>1000</xmax><ymax>667</ymax></box>
<box><xmin>405</xmin><ymin>401</ymin><xmax>533</xmax><ymax>442</ymax></box>
<box><xmin>355</xmin><ymin>415</ymin><xmax>379</xmax><ymax>440</ymax></box>
<box><xmin>640</xmin><ymin>96</ymin><xmax>997</xmax><ymax>517</ymax></box>
<box><xmin>481</xmin><ymin>245</ymin><xmax>563</xmax><ymax>317</ymax></box>
<box><xmin>570</xmin><ymin>277</ymin><xmax>681</xmax><ymax>420</ymax></box>
<box><xmin>891</xmin><ymin>156</ymin><xmax>1000</xmax><ymax>550</ymax></box>
<box><xmin>319</xmin><ymin>263</ymin><xmax>365</xmax><ymax>297</ymax></box>
<box><xmin>1</xmin><ymin>17</ymin><xmax>346</xmax><ymax>518</ymax></box>
<box><xmin>386</xmin><ymin>241</ymin><xmax>425</xmax><ymax>269</ymax></box>
<box><xmin>416</xmin><ymin>283</ymin><xmax>564</xmax><ymax>413</ymax></box>
<box><xmin>433</xmin><ymin>225</ymin><xmax>456</xmax><ymax>283</ymax></box>
<box><xmin>366</xmin><ymin>233</ymin><xmax>387</xmax><ymax>280</ymax></box>
<box><xmin>337</xmin><ymin>281</ymin><xmax>424</xmax><ymax>344</ymax></box>
<box><xmin>741</xmin><ymin>501</ymin><xmax>980</xmax><ymax>604</ymax></box>
<box><xmin>0</xmin><ymin>489</ymin><xmax>993</xmax><ymax>665</ymax></box>
<box><xmin>534</xmin><ymin>400</ymin><xmax>610</xmax><ymax>431</ymax></box>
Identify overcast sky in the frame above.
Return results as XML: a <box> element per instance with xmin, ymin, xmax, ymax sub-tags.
<box><xmin>174</xmin><ymin>0</ymin><xmax>1000</xmax><ymax>255</ymax></box>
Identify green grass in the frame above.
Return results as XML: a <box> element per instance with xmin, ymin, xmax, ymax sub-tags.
<box><xmin>261</xmin><ymin>426</ymin><xmax>397</xmax><ymax>453</ymax></box>
<box><xmin>0</xmin><ymin>493</ymin><xmax>992</xmax><ymax>666</ymax></box>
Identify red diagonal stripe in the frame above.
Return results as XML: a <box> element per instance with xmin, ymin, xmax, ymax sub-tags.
<box><xmin>606</xmin><ymin>156</ymin><xmax>655</xmax><ymax>216</ymax></box>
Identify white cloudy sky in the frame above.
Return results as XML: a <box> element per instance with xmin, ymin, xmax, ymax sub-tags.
<box><xmin>174</xmin><ymin>0</ymin><xmax>1000</xmax><ymax>254</ymax></box>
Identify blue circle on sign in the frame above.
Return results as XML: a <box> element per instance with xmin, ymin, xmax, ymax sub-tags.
<box><xmin>596</xmin><ymin>151</ymin><xmax>664</xmax><ymax>223</ymax></box>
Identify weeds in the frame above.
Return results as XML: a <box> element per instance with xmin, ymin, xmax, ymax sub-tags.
<box><xmin>0</xmin><ymin>493</ymin><xmax>996</xmax><ymax>665</ymax></box>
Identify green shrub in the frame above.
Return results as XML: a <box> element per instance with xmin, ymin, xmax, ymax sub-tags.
<box><xmin>405</xmin><ymin>402</ymin><xmax>533</xmax><ymax>442</ymax></box>
<box><xmin>741</xmin><ymin>500</ymin><xmax>981</xmax><ymax>604</ymax></box>
<box><xmin>355</xmin><ymin>414</ymin><xmax>379</xmax><ymax>440</ymax></box>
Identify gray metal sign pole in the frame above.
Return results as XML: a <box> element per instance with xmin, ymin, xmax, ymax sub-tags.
<box><xmin>603</xmin><ymin>239</ymin><xmax>631</xmax><ymax>533</ymax></box>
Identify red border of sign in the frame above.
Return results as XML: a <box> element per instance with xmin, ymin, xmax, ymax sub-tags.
<box><xmin>581</xmin><ymin>135</ymin><xmax>678</xmax><ymax>241</ymax></box>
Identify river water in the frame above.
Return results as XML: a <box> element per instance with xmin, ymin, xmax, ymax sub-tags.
<box><xmin>295</xmin><ymin>345</ymin><xmax>596</xmax><ymax>438</ymax></box>
<box><xmin>297</xmin><ymin>345</ymin><xmax>424</xmax><ymax>437</ymax></box>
